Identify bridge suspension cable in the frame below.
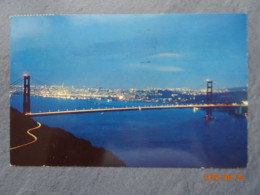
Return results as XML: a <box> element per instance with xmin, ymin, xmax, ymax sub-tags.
<box><xmin>10</xmin><ymin>77</ymin><xmax>24</xmax><ymax>86</ymax></box>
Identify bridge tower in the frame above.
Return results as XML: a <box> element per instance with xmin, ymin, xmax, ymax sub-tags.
<box><xmin>23</xmin><ymin>74</ymin><xmax>30</xmax><ymax>114</ymax></box>
<box><xmin>206</xmin><ymin>80</ymin><xmax>213</xmax><ymax>120</ymax></box>
<box><xmin>206</xmin><ymin>80</ymin><xmax>213</xmax><ymax>104</ymax></box>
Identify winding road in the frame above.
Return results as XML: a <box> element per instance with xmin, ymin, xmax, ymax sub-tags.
<box><xmin>10</xmin><ymin>122</ymin><xmax>42</xmax><ymax>150</ymax></box>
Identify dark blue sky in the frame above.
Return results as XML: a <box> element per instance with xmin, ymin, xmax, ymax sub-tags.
<box><xmin>10</xmin><ymin>14</ymin><xmax>247</xmax><ymax>89</ymax></box>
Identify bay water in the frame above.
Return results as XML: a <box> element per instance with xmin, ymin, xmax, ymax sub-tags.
<box><xmin>11</xmin><ymin>95</ymin><xmax>247</xmax><ymax>167</ymax></box>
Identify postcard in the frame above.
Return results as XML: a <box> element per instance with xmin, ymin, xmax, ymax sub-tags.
<box><xmin>10</xmin><ymin>14</ymin><xmax>247</xmax><ymax>167</ymax></box>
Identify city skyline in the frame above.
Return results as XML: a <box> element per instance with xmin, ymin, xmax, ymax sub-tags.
<box><xmin>10</xmin><ymin>14</ymin><xmax>247</xmax><ymax>89</ymax></box>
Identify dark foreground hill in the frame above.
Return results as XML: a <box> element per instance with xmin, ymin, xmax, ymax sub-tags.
<box><xmin>10</xmin><ymin>108</ymin><xmax>125</xmax><ymax>167</ymax></box>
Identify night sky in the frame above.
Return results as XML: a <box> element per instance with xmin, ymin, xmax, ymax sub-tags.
<box><xmin>10</xmin><ymin>14</ymin><xmax>247</xmax><ymax>89</ymax></box>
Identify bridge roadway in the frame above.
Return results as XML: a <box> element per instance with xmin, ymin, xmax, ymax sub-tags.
<box><xmin>25</xmin><ymin>104</ymin><xmax>247</xmax><ymax>117</ymax></box>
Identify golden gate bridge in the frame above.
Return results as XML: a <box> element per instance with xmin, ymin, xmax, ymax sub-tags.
<box><xmin>10</xmin><ymin>74</ymin><xmax>248</xmax><ymax>120</ymax></box>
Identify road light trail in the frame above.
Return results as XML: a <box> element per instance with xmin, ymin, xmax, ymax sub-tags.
<box><xmin>10</xmin><ymin>122</ymin><xmax>41</xmax><ymax>150</ymax></box>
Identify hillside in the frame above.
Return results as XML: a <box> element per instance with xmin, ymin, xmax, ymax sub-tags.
<box><xmin>10</xmin><ymin>108</ymin><xmax>125</xmax><ymax>167</ymax></box>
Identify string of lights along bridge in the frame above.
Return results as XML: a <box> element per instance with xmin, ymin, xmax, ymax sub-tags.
<box><xmin>10</xmin><ymin>74</ymin><xmax>248</xmax><ymax>120</ymax></box>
